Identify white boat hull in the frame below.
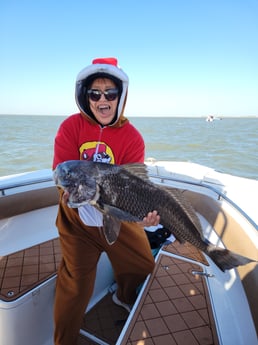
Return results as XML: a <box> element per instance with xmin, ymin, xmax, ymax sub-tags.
<box><xmin>0</xmin><ymin>161</ymin><xmax>257</xmax><ymax>344</ymax></box>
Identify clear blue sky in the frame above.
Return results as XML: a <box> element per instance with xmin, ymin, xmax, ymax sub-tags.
<box><xmin>1</xmin><ymin>0</ymin><xmax>258</xmax><ymax>117</ymax></box>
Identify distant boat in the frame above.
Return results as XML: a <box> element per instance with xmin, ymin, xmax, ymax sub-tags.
<box><xmin>206</xmin><ymin>115</ymin><xmax>222</xmax><ymax>122</ymax></box>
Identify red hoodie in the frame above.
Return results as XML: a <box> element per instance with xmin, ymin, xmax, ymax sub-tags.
<box><xmin>53</xmin><ymin>113</ymin><xmax>145</xmax><ymax>169</ymax></box>
<box><xmin>53</xmin><ymin>58</ymin><xmax>145</xmax><ymax>169</ymax></box>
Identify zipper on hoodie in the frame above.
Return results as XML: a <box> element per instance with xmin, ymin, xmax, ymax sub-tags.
<box><xmin>94</xmin><ymin>125</ymin><xmax>105</xmax><ymax>158</ymax></box>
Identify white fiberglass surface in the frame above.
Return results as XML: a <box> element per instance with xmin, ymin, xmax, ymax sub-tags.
<box><xmin>0</xmin><ymin>206</ymin><xmax>58</xmax><ymax>256</ymax></box>
<box><xmin>198</xmin><ymin>214</ymin><xmax>257</xmax><ymax>345</ymax></box>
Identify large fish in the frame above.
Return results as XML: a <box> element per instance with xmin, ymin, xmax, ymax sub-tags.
<box><xmin>53</xmin><ymin>160</ymin><xmax>255</xmax><ymax>272</ymax></box>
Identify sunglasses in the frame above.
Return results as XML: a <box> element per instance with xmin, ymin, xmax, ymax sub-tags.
<box><xmin>87</xmin><ymin>88</ymin><xmax>119</xmax><ymax>102</ymax></box>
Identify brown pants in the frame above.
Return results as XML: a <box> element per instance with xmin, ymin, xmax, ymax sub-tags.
<box><xmin>54</xmin><ymin>201</ymin><xmax>155</xmax><ymax>345</ymax></box>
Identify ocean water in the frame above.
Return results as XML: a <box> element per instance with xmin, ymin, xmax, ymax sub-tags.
<box><xmin>0</xmin><ymin>115</ymin><xmax>257</xmax><ymax>180</ymax></box>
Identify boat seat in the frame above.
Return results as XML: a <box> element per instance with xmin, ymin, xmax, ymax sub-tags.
<box><xmin>0</xmin><ymin>186</ymin><xmax>59</xmax><ymax>220</ymax></box>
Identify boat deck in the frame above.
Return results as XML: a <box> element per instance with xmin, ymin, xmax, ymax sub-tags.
<box><xmin>0</xmin><ymin>239</ymin><xmax>219</xmax><ymax>345</ymax></box>
<box><xmin>79</xmin><ymin>242</ymin><xmax>218</xmax><ymax>345</ymax></box>
<box><xmin>119</xmin><ymin>253</ymin><xmax>218</xmax><ymax>345</ymax></box>
<box><xmin>0</xmin><ymin>238</ymin><xmax>61</xmax><ymax>301</ymax></box>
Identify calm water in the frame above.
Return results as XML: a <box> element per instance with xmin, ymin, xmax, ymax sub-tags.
<box><xmin>0</xmin><ymin>115</ymin><xmax>257</xmax><ymax>180</ymax></box>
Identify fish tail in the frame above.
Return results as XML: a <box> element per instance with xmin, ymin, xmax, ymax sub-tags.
<box><xmin>207</xmin><ymin>246</ymin><xmax>255</xmax><ymax>272</ymax></box>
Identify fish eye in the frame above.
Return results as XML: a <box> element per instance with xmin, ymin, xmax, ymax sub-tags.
<box><xmin>65</xmin><ymin>168</ymin><xmax>72</xmax><ymax>176</ymax></box>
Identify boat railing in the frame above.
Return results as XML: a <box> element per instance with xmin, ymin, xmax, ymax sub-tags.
<box><xmin>148</xmin><ymin>172</ymin><xmax>258</xmax><ymax>230</ymax></box>
<box><xmin>0</xmin><ymin>175</ymin><xmax>54</xmax><ymax>196</ymax></box>
<box><xmin>0</xmin><ymin>170</ymin><xmax>257</xmax><ymax>230</ymax></box>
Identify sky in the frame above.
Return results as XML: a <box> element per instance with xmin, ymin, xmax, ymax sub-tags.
<box><xmin>1</xmin><ymin>0</ymin><xmax>258</xmax><ymax>117</ymax></box>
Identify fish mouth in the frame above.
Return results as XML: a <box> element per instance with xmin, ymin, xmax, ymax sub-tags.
<box><xmin>67</xmin><ymin>200</ymin><xmax>89</xmax><ymax>208</ymax></box>
<box><xmin>55</xmin><ymin>183</ymin><xmax>66</xmax><ymax>190</ymax></box>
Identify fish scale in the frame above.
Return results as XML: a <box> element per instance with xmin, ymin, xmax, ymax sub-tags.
<box><xmin>98</xmin><ymin>171</ymin><xmax>206</xmax><ymax>249</ymax></box>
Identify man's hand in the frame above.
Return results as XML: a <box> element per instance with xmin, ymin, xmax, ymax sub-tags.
<box><xmin>138</xmin><ymin>210</ymin><xmax>160</xmax><ymax>227</ymax></box>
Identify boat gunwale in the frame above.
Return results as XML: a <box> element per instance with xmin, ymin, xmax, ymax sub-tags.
<box><xmin>1</xmin><ymin>167</ymin><xmax>257</xmax><ymax>230</ymax></box>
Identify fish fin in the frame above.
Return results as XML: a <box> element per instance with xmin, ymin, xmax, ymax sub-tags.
<box><xmin>99</xmin><ymin>204</ymin><xmax>141</xmax><ymax>245</ymax></box>
<box><xmin>121</xmin><ymin>163</ymin><xmax>151</xmax><ymax>181</ymax></box>
<box><xmin>102</xmin><ymin>204</ymin><xmax>141</xmax><ymax>222</ymax></box>
<box><xmin>102</xmin><ymin>215</ymin><xmax>121</xmax><ymax>245</ymax></box>
<box><xmin>207</xmin><ymin>246</ymin><xmax>256</xmax><ymax>272</ymax></box>
<box><xmin>160</xmin><ymin>185</ymin><xmax>204</xmax><ymax>236</ymax></box>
